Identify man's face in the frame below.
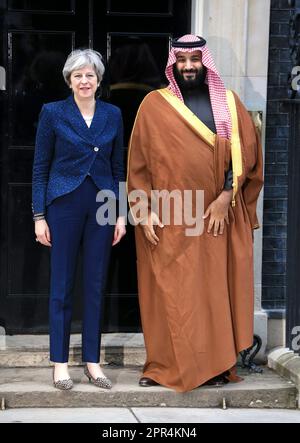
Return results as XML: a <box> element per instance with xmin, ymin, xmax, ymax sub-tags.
<box><xmin>174</xmin><ymin>50</ymin><xmax>205</xmax><ymax>89</ymax></box>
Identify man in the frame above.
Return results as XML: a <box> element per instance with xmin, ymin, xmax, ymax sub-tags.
<box><xmin>127</xmin><ymin>35</ymin><xmax>263</xmax><ymax>392</ymax></box>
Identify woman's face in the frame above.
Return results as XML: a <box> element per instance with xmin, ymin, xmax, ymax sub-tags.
<box><xmin>69</xmin><ymin>65</ymin><xmax>99</xmax><ymax>100</ymax></box>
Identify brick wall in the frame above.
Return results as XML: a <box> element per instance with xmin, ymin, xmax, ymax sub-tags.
<box><xmin>262</xmin><ymin>0</ymin><xmax>292</xmax><ymax>310</ymax></box>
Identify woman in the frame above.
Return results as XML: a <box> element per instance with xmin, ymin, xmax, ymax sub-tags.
<box><xmin>32</xmin><ymin>49</ymin><xmax>126</xmax><ymax>390</ymax></box>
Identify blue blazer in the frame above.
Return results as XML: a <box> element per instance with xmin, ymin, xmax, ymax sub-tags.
<box><xmin>32</xmin><ymin>95</ymin><xmax>124</xmax><ymax>215</ymax></box>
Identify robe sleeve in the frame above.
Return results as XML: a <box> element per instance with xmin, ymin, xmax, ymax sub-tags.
<box><xmin>241</xmin><ymin>121</ymin><xmax>264</xmax><ymax>229</ymax></box>
<box><xmin>127</xmin><ymin>98</ymin><xmax>153</xmax><ymax>223</ymax></box>
<box><xmin>233</xmin><ymin>92</ymin><xmax>264</xmax><ymax>230</ymax></box>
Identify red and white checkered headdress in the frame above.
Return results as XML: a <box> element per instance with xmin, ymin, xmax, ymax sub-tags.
<box><xmin>166</xmin><ymin>34</ymin><xmax>232</xmax><ymax>139</ymax></box>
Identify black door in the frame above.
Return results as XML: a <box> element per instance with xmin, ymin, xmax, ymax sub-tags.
<box><xmin>0</xmin><ymin>0</ymin><xmax>191</xmax><ymax>334</ymax></box>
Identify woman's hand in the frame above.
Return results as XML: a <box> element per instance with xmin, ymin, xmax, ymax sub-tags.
<box><xmin>112</xmin><ymin>216</ymin><xmax>126</xmax><ymax>246</ymax></box>
<box><xmin>203</xmin><ymin>190</ymin><xmax>232</xmax><ymax>237</ymax></box>
<box><xmin>141</xmin><ymin>212</ymin><xmax>164</xmax><ymax>246</ymax></box>
<box><xmin>35</xmin><ymin>219</ymin><xmax>51</xmax><ymax>247</ymax></box>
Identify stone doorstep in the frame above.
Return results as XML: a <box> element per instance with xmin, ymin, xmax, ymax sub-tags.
<box><xmin>0</xmin><ymin>349</ymin><xmax>146</xmax><ymax>368</ymax></box>
<box><xmin>0</xmin><ymin>333</ymin><xmax>146</xmax><ymax>368</ymax></box>
<box><xmin>0</xmin><ymin>333</ymin><xmax>255</xmax><ymax>369</ymax></box>
<box><xmin>0</xmin><ymin>367</ymin><xmax>297</xmax><ymax>410</ymax></box>
<box><xmin>0</xmin><ymin>333</ymin><xmax>145</xmax><ymax>350</ymax></box>
<box><xmin>268</xmin><ymin>347</ymin><xmax>300</xmax><ymax>408</ymax></box>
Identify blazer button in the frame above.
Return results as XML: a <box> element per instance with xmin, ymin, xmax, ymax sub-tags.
<box><xmin>94</xmin><ymin>147</ymin><xmax>99</xmax><ymax>152</ymax></box>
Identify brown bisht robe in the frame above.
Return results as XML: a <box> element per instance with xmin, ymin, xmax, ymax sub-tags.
<box><xmin>127</xmin><ymin>88</ymin><xmax>263</xmax><ymax>392</ymax></box>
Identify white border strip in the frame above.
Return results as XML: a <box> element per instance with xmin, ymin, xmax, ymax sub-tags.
<box><xmin>191</xmin><ymin>0</ymin><xmax>204</xmax><ymax>36</ymax></box>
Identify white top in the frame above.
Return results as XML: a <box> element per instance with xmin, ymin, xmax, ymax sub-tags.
<box><xmin>82</xmin><ymin>116</ymin><xmax>94</xmax><ymax>176</ymax></box>
<box><xmin>82</xmin><ymin>115</ymin><xmax>93</xmax><ymax>128</ymax></box>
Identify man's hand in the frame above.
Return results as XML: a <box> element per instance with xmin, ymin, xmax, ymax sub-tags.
<box><xmin>141</xmin><ymin>212</ymin><xmax>164</xmax><ymax>246</ymax></box>
<box><xmin>35</xmin><ymin>219</ymin><xmax>51</xmax><ymax>246</ymax></box>
<box><xmin>203</xmin><ymin>190</ymin><xmax>233</xmax><ymax>237</ymax></box>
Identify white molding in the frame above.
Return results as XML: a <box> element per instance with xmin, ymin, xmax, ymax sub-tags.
<box><xmin>191</xmin><ymin>0</ymin><xmax>204</xmax><ymax>36</ymax></box>
<box><xmin>0</xmin><ymin>327</ymin><xmax>6</xmax><ymax>350</ymax></box>
<box><xmin>0</xmin><ymin>66</ymin><xmax>6</xmax><ymax>91</ymax></box>
<box><xmin>242</xmin><ymin>0</ymin><xmax>249</xmax><ymax>76</ymax></box>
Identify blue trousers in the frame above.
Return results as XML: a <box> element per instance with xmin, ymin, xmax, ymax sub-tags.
<box><xmin>47</xmin><ymin>177</ymin><xmax>115</xmax><ymax>363</ymax></box>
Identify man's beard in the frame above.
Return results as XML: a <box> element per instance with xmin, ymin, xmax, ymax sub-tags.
<box><xmin>173</xmin><ymin>65</ymin><xmax>207</xmax><ymax>91</ymax></box>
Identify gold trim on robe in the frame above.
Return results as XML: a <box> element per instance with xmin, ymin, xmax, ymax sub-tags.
<box><xmin>157</xmin><ymin>88</ymin><xmax>216</xmax><ymax>148</ymax></box>
<box><xmin>226</xmin><ymin>90</ymin><xmax>243</xmax><ymax>207</ymax></box>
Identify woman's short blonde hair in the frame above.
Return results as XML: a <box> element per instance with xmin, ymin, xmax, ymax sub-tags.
<box><xmin>62</xmin><ymin>49</ymin><xmax>105</xmax><ymax>85</ymax></box>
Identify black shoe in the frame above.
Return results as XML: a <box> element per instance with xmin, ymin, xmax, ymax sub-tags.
<box><xmin>202</xmin><ymin>371</ymin><xmax>230</xmax><ymax>386</ymax></box>
<box><xmin>139</xmin><ymin>377</ymin><xmax>160</xmax><ymax>387</ymax></box>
